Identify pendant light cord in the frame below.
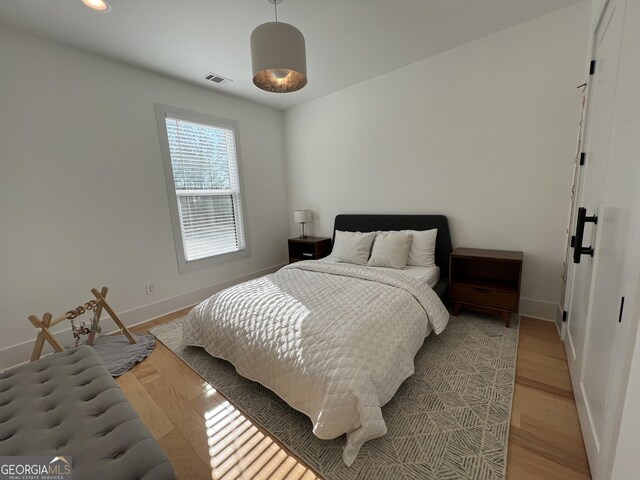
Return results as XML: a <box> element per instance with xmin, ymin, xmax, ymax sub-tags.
<box><xmin>274</xmin><ymin>0</ymin><xmax>278</xmax><ymax>22</ymax></box>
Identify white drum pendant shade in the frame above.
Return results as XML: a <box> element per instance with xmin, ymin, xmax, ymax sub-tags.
<box><xmin>251</xmin><ymin>22</ymin><xmax>307</xmax><ymax>93</ymax></box>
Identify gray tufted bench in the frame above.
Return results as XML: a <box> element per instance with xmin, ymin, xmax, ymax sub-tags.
<box><xmin>0</xmin><ymin>346</ymin><xmax>175</xmax><ymax>479</ymax></box>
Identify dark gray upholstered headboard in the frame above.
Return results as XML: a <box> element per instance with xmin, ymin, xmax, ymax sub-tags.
<box><xmin>332</xmin><ymin>214</ymin><xmax>453</xmax><ymax>301</ymax></box>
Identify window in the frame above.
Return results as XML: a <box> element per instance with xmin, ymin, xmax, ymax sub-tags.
<box><xmin>156</xmin><ymin>104</ymin><xmax>249</xmax><ymax>271</ymax></box>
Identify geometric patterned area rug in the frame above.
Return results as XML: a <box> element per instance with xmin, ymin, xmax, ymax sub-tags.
<box><xmin>150</xmin><ymin>312</ymin><xmax>519</xmax><ymax>480</ymax></box>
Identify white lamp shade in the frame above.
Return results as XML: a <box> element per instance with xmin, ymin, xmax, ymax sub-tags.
<box><xmin>294</xmin><ymin>210</ymin><xmax>312</xmax><ymax>223</ymax></box>
<box><xmin>251</xmin><ymin>22</ymin><xmax>307</xmax><ymax>93</ymax></box>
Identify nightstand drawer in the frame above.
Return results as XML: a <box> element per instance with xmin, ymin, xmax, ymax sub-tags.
<box><xmin>451</xmin><ymin>284</ymin><xmax>517</xmax><ymax>311</ymax></box>
<box><xmin>289</xmin><ymin>243</ymin><xmax>317</xmax><ymax>259</ymax></box>
<box><xmin>288</xmin><ymin>237</ymin><xmax>331</xmax><ymax>263</ymax></box>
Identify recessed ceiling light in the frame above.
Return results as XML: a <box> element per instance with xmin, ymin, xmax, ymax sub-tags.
<box><xmin>80</xmin><ymin>0</ymin><xmax>111</xmax><ymax>12</ymax></box>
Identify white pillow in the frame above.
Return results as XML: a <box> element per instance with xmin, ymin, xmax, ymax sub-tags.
<box><xmin>403</xmin><ymin>229</ymin><xmax>438</xmax><ymax>267</ymax></box>
<box><xmin>329</xmin><ymin>231</ymin><xmax>376</xmax><ymax>265</ymax></box>
<box><xmin>368</xmin><ymin>231</ymin><xmax>413</xmax><ymax>269</ymax></box>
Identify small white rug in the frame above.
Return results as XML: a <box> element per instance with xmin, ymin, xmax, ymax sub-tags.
<box><xmin>92</xmin><ymin>333</ymin><xmax>155</xmax><ymax>377</ymax></box>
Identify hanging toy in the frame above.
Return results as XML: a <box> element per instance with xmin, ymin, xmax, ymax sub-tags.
<box><xmin>68</xmin><ymin>300</ymin><xmax>100</xmax><ymax>346</ymax></box>
<box><xmin>88</xmin><ymin>301</ymin><xmax>102</xmax><ymax>335</ymax></box>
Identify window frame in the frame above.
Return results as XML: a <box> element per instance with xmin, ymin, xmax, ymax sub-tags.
<box><xmin>155</xmin><ymin>103</ymin><xmax>250</xmax><ymax>272</ymax></box>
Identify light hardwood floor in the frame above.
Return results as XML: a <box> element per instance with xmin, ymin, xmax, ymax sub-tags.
<box><xmin>120</xmin><ymin>310</ymin><xmax>591</xmax><ymax>480</ymax></box>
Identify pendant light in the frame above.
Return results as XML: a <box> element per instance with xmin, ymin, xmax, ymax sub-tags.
<box><xmin>250</xmin><ymin>0</ymin><xmax>307</xmax><ymax>93</ymax></box>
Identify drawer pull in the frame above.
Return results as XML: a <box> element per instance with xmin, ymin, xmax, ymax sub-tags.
<box><xmin>302</xmin><ymin>253</ymin><xmax>314</xmax><ymax>257</ymax></box>
<box><xmin>474</xmin><ymin>287</ymin><xmax>491</xmax><ymax>293</ymax></box>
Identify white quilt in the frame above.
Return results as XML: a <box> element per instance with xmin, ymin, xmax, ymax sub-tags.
<box><xmin>182</xmin><ymin>260</ymin><xmax>449</xmax><ymax>465</ymax></box>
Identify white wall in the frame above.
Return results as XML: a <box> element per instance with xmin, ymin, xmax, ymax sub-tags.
<box><xmin>0</xmin><ymin>27</ymin><xmax>289</xmax><ymax>367</ymax></box>
<box><xmin>284</xmin><ymin>2</ymin><xmax>591</xmax><ymax>319</ymax></box>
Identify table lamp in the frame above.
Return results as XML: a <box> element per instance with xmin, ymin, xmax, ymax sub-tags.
<box><xmin>294</xmin><ymin>210</ymin><xmax>312</xmax><ymax>239</ymax></box>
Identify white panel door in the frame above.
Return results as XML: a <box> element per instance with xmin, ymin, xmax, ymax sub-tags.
<box><xmin>565</xmin><ymin>0</ymin><xmax>640</xmax><ymax>477</ymax></box>
<box><xmin>566</xmin><ymin>0</ymin><xmax>623</xmax><ymax>381</ymax></box>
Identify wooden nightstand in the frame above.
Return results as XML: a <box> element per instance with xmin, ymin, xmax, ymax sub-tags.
<box><xmin>449</xmin><ymin>248</ymin><xmax>523</xmax><ymax>327</ymax></box>
<box><xmin>288</xmin><ymin>237</ymin><xmax>331</xmax><ymax>263</ymax></box>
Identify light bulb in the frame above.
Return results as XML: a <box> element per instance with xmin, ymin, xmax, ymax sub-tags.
<box><xmin>269</xmin><ymin>69</ymin><xmax>291</xmax><ymax>80</ymax></box>
<box><xmin>81</xmin><ymin>0</ymin><xmax>111</xmax><ymax>12</ymax></box>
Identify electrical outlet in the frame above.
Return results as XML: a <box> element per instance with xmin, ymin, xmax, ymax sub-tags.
<box><xmin>145</xmin><ymin>283</ymin><xmax>156</xmax><ymax>295</ymax></box>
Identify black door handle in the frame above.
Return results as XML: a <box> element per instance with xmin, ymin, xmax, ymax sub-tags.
<box><xmin>573</xmin><ymin>207</ymin><xmax>598</xmax><ymax>263</ymax></box>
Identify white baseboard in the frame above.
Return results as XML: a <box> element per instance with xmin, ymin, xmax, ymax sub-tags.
<box><xmin>554</xmin><ymin>303</ymin><xmax>565</xmax><ymax>335</ymax></box>
<box><xmin>0</xmin><ymin>263</ymin><xmax>286</xmax><ymax>370</ymax></box>
<box><xmin>518</xmin><ymin>297</ymin><xmax>558</xmax><ymax>322</ymax></box>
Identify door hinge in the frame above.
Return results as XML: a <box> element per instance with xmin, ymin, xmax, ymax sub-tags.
<box><xmin>562</xmin><ymin>310</ymin><xmax>568</xmax><ymax>323</ymax></box>
<box><xmin>590</xmin><ymin>60</ymin><xmax>596</xmax><ymax>75</ymax></box>
<box><xmin>618</xmin><ymin>297</ymin><xmax>625</xmax><ymax>323</ymax></box>
<box><xmin>571</xmin><ymin>235</ymin><xmax>576</xmax><ymax>248</ymax></box>
<box><xmin>580</xmin><ymin>152</ymin><xmax>586</xmax><ymax>165</ymax></box>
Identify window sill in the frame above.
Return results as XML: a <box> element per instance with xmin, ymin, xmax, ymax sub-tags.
<box><xmin>177</xmin><ymin>247</ymin><xmax>250</xmax><ymax>273</ymax></box>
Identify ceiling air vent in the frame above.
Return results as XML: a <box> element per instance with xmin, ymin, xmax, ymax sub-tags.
<box><xmin>202</xmin><ymin>72</ymin><xmax>233</xmax><ymax>85</ymax></box>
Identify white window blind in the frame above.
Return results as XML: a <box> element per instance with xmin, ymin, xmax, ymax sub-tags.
<box><xmin>164</xmin><ymin>116</ymin><xmax>246</xmax><ymax>262</ymax></box>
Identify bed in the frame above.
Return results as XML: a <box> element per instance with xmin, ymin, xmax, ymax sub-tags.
<box><xmin>182</xmin><ymin>214</ymin><xmax>452</xmax><ymax>465</ymax></box>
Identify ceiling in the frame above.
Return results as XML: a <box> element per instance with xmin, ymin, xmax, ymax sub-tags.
<box><xmin>0</xmin><ymin>0</ymin><xmax>582</xmax><ymax>110</ymax></box>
